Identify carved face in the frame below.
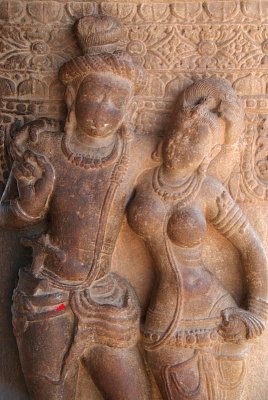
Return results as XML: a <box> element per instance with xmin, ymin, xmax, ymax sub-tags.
<box><xmin>163</xmin><ymin>121</ymin><xmax>214</xmax><ymax>172</ymax></box>
<box><xmin>74</xmin><ymin>72</ymin><xmax>133</xmax><ymax>137</ymax></box>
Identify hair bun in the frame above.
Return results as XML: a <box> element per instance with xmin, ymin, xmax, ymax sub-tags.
<box><xmin>75</xmin><ymin>14</ymin><xmax>123</xmax><ymax>55</ymax></box>
<box><xmin>59</xmin><ymin>14</ymin><xmax>147</xmax><ymax>94</ymax></box>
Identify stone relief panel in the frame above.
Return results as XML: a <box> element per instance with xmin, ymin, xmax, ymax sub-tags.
<box><xmin>1</xmin><ymin>1</ymin><xmax>268</xmax><ymax>201</ymax></box>
<box><xmin>0</xmin><ymin>1</ymin><xmax>268</xmax><ymax>400</ymax></box>
<box><xmin>128</xmin><ymin>76</ymin><xmax>268</xmax><ymax>400</ymax></box>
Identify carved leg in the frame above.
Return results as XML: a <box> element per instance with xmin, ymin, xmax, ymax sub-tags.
<box><xmin>24</xmin><ymin>366</ymin><xmax>78</xmax><ymax>400</ymax></box>
<box><xmin>146</xmin><ymin>347</ymin><xmax>213</xmax><ymax>400</ymax></box>
<box><xmin>215</xmin><ymin>342</ymin><xmax>251</xmax><ymax>400</ymax></box>
<box><xmin>146</xmin><ymin>342</ymin><xmax>251</xmax><ymax>400</ymax></box>
<box><xmin>83</xmin><ymin>344</ymin><xmax>151</xmax><ymax>400</ymax></box>
<box><xmin>13</xmin><ymin>298</ymin><xmax>77</xmax><ymax>400</ymax></box>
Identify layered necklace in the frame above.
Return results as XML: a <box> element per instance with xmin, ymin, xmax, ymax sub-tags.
<box><xmin>61</xmin><ymin>131</ymin><xmax>121</xmax><ymax>170</ymax></box>
<box><xmin>152</xmin><ymin>165</ymin><xmax>205</xmax><ymax>207</ymax></box>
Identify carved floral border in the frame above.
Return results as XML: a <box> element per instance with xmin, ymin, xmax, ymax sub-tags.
<box><xmin>0</xmin><ymin>0</ymin><xmax>267</xmax><ymax>201</ymax></box>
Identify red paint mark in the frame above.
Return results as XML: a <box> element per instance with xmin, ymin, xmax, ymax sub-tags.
<box><xmin>55</xmin><ymin>303</ymin><xmax>65</xmax><ymax>311</ymax></box>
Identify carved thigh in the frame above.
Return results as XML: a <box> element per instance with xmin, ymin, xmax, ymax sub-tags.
<box><xmin>14</xmin><ymin>310</ymin><xmax>74</xmax><ymax>382</ymax></box>
<box><xmin>214</xmin><ymin>342</ymin><xmax>251</xmax><ymax>400</ymax></box>
<box><xmin>147</xmin><ymin>348</ymin><xmax>210</xmax><ymax>400</ymax></box>
<box><xmin>12</xmin><ymin>288</ymin><xmax>75</xmax><ymax>384</ymax></box>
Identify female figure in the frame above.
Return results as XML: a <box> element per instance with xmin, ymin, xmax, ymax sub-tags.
<box><xmin>128</xmin><ymin>77</ymin><xmax>268</xmax><ymax>399</ymax></box>
<box><xmin>1</xmin><ymin>14</ymin><xmax>152</xmax><ymax>400</ymax></box>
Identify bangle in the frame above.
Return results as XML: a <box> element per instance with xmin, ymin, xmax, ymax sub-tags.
<box><xmin>248</xmin><ymin>296</ymin><xmax>268</xmax><ymax>321</ymax></box>
<box><xmin>10</xmin><ymin>199</ymin><xmax>44</xmax><ymax>223</ymax></box>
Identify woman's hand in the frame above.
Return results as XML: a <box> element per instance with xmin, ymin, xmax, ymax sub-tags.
<box><xmin>12</xmin><ymin>150</ymin><xmax>55</xmax><ymax>219</ymax></box>
<box><xmin>219</xmin><ymin>307</ymin><xmax>265</xmax><ymax>342</ymax></box>
<box><xmin>218</xmin><ymin>98</ymin><xmax>244</xmax><ymax>145</ymax></box>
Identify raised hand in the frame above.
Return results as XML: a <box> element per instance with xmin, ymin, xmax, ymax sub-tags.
<box><xmin>12</xmin><ymin>150</ymin><xmax>55</xmax><ymax>219</ymax></box>
<box><xmin>218</xmin><ymin>97</ymin><xmax>245</xmax><ymax>145</ymax></box>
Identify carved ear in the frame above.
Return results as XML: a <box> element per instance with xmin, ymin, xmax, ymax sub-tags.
<box><xmin>65</xmin><ymin>85</ymin><xmax>76</xmax><ymax>110</ymax></box>
<box><xmin>152</xmin><ymin>140</ymin><xmax>163</xmax><ymax>162</ymax></box>
<box><xmin>122</xmin><ymin>100</ymin><xmax>138</xmax><ymax>137</ymax></box>
<box><xmin>64</xmin><ymin>85</ymin><xmax>77</xmax><ymax>135</ymax></box>
<box><xmin>120</xmin><ymin>122</ymin><xmax>132</xmax><ymax>138</ymax></box>
<box><xmin>128</xmin><ymin>100</ymin><xmax>138</xmax><ymax>119</ymax></box>
<box><xmin>64</xmin><ymin>109</ymin><xmax>77</xmax><ymax>135</ymax></box>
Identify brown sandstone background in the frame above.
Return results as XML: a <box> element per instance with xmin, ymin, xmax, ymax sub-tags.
<box><xmin>0</xmin><ymin>1</ymin><xmax>268</xmax><ymax>399</ymax></box>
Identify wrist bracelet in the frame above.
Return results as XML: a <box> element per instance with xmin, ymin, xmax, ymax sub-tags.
<box><xmin>10</xmin><ymin>199</ymin><xmax>44</xmax><ymax>223</ymax></box>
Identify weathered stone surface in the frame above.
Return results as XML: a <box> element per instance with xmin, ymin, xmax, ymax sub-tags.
<box><xmin>0</xmin><ymin>2</ymin><xmax>268</xmax><ymax>400</ymax></box>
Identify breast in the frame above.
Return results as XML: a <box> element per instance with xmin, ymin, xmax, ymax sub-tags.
<box><xmin>167</xmin><ymin>206</ymin><xmax>206</xmax><ymax>248</ymax></box>
<box><xmin>128</xmin><ymin>191</ymin><xmax>166</xmax><ymax>240</ymax></box>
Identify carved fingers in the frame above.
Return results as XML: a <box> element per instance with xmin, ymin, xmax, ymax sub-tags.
<box><xmin>219</xmin><ymin>307</ymin><xmax>265</xmax><ymax>342</ymax></box>
<box><xmin>219</xmin><ymin>98</ymin><xmax>241</xmax><ymax>122</ymax></box>
<box><xmin>13</xmin><ymin>160</ymin><xmax>37</xmax><ymax>203</ymax></box>
<box><xmin>25</xmin><ymin>151</ymin><xmax>55</xmax><ymax>198</ymax></box>
<box><xmin>13</xmin><ymin>160</ymin><xmax>38</xmax><ymax>182</ymax></box>
<box><xmin>218</xmin><ymin>99</ymin><xmax>245</xmax><ymax>144</ymax></box>
<box><xmin>12</xmin><ymin>150</ymin><xmax>55</xmax><ymax>218</ymax></box>
<box><xmin>215</xmin><ymin>191</ymin><xmax>234</xmax><ymax>216</ymax></box>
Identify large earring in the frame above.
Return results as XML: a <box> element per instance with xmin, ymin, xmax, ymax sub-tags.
<box><xmin>64</xmin><ymin>108</ymin><xmax>77</xmax><ymax>136</ymax></box>
<box><xmin>120</xmin><ymin>117</ymin><xmax>134</xmax><ymax>139</ymax></box>
<box><xmin>152</xmin><ymin>140</ymin><xmax>163</xmax><ymax>162</ymax></box>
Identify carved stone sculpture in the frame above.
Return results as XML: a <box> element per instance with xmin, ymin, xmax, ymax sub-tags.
<box><xmin>128</xmin><ymin>77</ymin><xmax>268</xmax><ymax>399</ymax></box>
<box><xmin>1</xmin><ymin>4</ymin><xmax>268</xmax><ymax>400</ymax></box>
<box><xmin>0</xmin><ymin>13</ymin><xmax>153</xmax><ymax>400</ymax></box>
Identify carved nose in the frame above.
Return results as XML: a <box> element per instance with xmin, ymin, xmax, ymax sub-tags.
<box><xmin>94</xmin><ymin>103</ymin><xmax>111</xmax><ymax>129</ymax></box>
<box><xmin>94</xmin><ymin>116</ymin><xmax>109</xmax><ymax>131</ymax></box>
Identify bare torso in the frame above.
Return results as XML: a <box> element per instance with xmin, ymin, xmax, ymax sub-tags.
<box><xmin>22</xmin><ymin>130</ymin><xmax>155</xmax><ymax>283</ymax></box>
<box><xmin>127</xmin><ymin>169</ymin><xmax>237</xmax><ymax>342</ymax></box>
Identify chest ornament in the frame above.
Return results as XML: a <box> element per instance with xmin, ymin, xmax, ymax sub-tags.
<box><xmin>152</xmin><ymin>166</ymin><xmax>205</xmax><ymax>207</ymax></box>
<box><xmin>61</xmin><ymin>132</ymin><xmax>121</xmax><ymax>170</ymax></box>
